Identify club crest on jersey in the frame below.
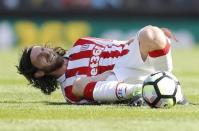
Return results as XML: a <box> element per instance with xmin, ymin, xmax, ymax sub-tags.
<box><xmin>81</xmin><ymin>44</ymin><xmax>90</xmax><ymax>51</ymax></box>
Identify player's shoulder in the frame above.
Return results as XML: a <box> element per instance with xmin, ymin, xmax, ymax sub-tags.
<box><xmin>73</xmin><ymin>37</ymin><xmax>98</xmax><ymax>46</ymax></box>
<box><xmin>73</xmin><ymin>37</ymin><xmax>129</xmax><ymax>47</ymax></box>
<box><xmin>73</xmin><ymin>37</ymin><xmax>117</xmax><ymax>46</ymax></box>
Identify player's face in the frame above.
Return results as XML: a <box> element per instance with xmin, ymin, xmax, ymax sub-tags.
<box><xmin>30</xmin><ymin>46</ymin><xmax>64</xmax><ymax>74</ymax></box>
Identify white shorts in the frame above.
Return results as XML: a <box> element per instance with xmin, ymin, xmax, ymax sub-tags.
<box><xmin>113</xmin><ymin>35</ymin><xmax>155</xmax><ymax>84</ymax></box>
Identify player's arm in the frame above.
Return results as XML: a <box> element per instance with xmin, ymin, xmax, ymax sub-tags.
<box><xmin>72</xmin><ymin>71</ymin><xmax>113</xmax><ymax>97</ymax></box>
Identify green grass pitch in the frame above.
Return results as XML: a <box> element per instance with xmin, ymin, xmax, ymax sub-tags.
<box><xmin>0</xmin><ymin>47</ymin><xmax>199</xmax><ymax>131</ymax></box>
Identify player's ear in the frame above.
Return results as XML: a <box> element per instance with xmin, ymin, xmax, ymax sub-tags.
<box><xmin>34</xmin><ymin>70</ymin><xmax>45</xmax><ymax>78</ymax></box>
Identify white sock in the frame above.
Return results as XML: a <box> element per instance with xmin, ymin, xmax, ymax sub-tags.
<box><xmin>148</xmin><ymin>43</ymin><xmax>173</xmax><ymax>72</ymax></box>
<box><xmin>91</xmin><ymin>81</ymin><xmax>142</xmax><ymax>102</ymax></box>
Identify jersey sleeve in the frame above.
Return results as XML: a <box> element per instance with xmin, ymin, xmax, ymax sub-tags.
<box><xmin>73</xmin><ymin>37</ymin><xmax>97</xmax><ymax>46</ymax></box>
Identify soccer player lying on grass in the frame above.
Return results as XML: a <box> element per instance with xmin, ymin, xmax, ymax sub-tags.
<box><xmin>17</xmin><ymin>25</ymin><xmax>187</xmax><ymax>106</ymax></box>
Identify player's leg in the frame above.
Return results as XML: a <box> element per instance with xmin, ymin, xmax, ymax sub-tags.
<box><xmin>138</xmin><ymin>26</ymin><xmax>188</xmax><ymax>105</ymax></box>
<box><xmin>84</xmin><ymin>81</ymin><xmax>142</xmax><ymax>103</ymax></box>
<box><xmin>73</xmin><ymin>73</ymin><xmax>143</xmax><ymax>105</ymax></box>
<box><xmin>139</xmin><ymin>25</ymin><xmax>173</xmax><ymax>72</ymax></box>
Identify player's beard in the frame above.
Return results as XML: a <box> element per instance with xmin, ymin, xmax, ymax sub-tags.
<box><xmin>42</xmin><ymin>55</ymin><xmax>64</xmax><ymax>74</ymax></box>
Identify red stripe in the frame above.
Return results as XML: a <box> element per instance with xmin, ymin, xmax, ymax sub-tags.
<box><xmin>74</xmin><ymin>38</ymin><xmax>97</xmax><ymax>46</ymax></box>
<box><xmin>84</xmin><ymin>82</ymin><xmax>96</xmax><ymax>101</ymax></box>
<box><xmin>99</xmin><ymin>65</ymin><xmax>114</xmax><ymax>74</ymax></box>
<box><xmin>121</xmin><ymin>49</ymin><xmax>129</xmax><ymax>56</ymax></box>
<box><xmin>99</xmin><ymin>45</ymin><xmax>129</xmax><ymax>59</ymax></box>
<box><xmin>97</xmin><ymin>49</ymin><xmax>128</xmax><ymax>74</ymax></box>
<box><xmin>64</xmin><ymin>86</ymin><xmax>82</xmax><ymax>103</ymax></box>
<box><xmin>101</xmin><ymin>50</ymin><xmax>122</xmax><ymax>59</ymax></box>
<box><xmin>70</xmin><ymin>50</ymin><xmax>92</xmax><ymax>61</ymax></box>
<box><xmin>149</xmin><ymin>43</ymin><xmax>171</xmax><ymax>58</ymax></box>
<box><xmin>66</xmin><ymin>67</ymin><xmax>89</xmax><ymax>78</ymax></box>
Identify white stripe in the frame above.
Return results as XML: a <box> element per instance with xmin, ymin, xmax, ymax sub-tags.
<box><xmin>68</xmin><ymin>44</ymin><xmax>95</xmax><ymax>55</ymax></box>
<box><xmin>81</xmin><ymin>44</ymin><xmax>95</xmax><ymax>51</ymax></box>
<box><xmin>68</xmin><ymin>45</ymin><xmax>81</xmax><ymax>55</ymax></box>
<box><xmin>60</xmin><ymin>76</ymin><xmax>75</xmax><ymax>87</ymax></box>
<box><xmin>83</xmin><ymin>37</ymin><xmax>111</xmax><ymax>46</ymax></box>
<box><xmin>112</xmin><ymin>40</ymin><xmax>126</xmax><ymax>45</ymax></box>
<box><xmin>67</xmin><ymin>58</ymin><xmax>90</xmax><ymax>69</ymax></box>
<box><xmin>103</xmin><ymin>45</ymin><xmax>123</xmax><ymax>53</ymax></box>
<box><xmin>83</xmin><ymin>37</ymin><xmax>126</xmax><ymax>46</ymax></box>
<box><xmin>57</xmin><ymin>74</ymin><xmax>66</xmax><ymax>83</ymax></box>
<box><xmin>60</xmin><ymin>75</ymin><xmax>86</xmax><ymax>87</ymax></box>
<box><xmin>99</xmin><ymin>57</ymin><xmax>119</xmax><ymax>66</ymax></box>
<box><xmin>85</xmin><ymin>44</ymin><xmax>95</xmax><ymax>50</ymax></box>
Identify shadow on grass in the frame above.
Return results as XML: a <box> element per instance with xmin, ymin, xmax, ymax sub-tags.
<box><xmin>46</xmin><ymin>101</ymin><xmax>70</xmax><ymax>105</ymax></box>
<box><xmin>0</xmin><ymin>100</ymin><xmax>68</xmax><ymax>105</ymax></box>
<box><xmin>0</xmin><ymin>101</ymin><xmax>100</xmax><ymax>106</ymax></box>
<box><xmin>0</xmin><ymin>100</ymin><xmax>104</xmax><ymax>106</ymax></box>
<box><xmin>0</xmin><ymin>100</ymin><xmax>130</xmax><ymax>107</ymax></box>
<box><xmin>1</xmin><ymin>100</ymin><xmax>198</xmax><ymax>107</ymax></box>
<box><xmin>46</xmin><ymin>101</ymin><xmax>130</xmax><ymax>106</ymax></box>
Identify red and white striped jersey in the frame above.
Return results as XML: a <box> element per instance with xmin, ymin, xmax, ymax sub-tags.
<box><xmin>57</xmin><ymin>37</ymin><xmax>131</xmax><ymax>103</ymax></box>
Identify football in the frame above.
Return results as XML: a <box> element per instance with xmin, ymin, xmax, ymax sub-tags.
<box><xmin>142</xmin><ymin>71</ymin><xmax>180</xmax><ymax>108</ymax></box>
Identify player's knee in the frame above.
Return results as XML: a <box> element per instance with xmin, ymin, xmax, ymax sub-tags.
<box><xmin>139</xmin><ymin>25</ymin><xmax>168</xmax><ymax>52</ymax></box>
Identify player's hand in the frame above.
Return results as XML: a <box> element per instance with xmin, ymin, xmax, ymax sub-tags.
<box><xmin>90</xmin><ymin>71</ymin><xmax>113</xmax><ymax>82</ymax></box>
<box><xmin>72</xmin><ymin>77</ymin><xmax>91</xmax><ymax>97</ymax></box>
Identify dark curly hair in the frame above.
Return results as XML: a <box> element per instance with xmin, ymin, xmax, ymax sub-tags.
<box><xmin>16</xmin><ymin>46</ymin><xmax>66</xmax><ymax>95</ymax></box>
